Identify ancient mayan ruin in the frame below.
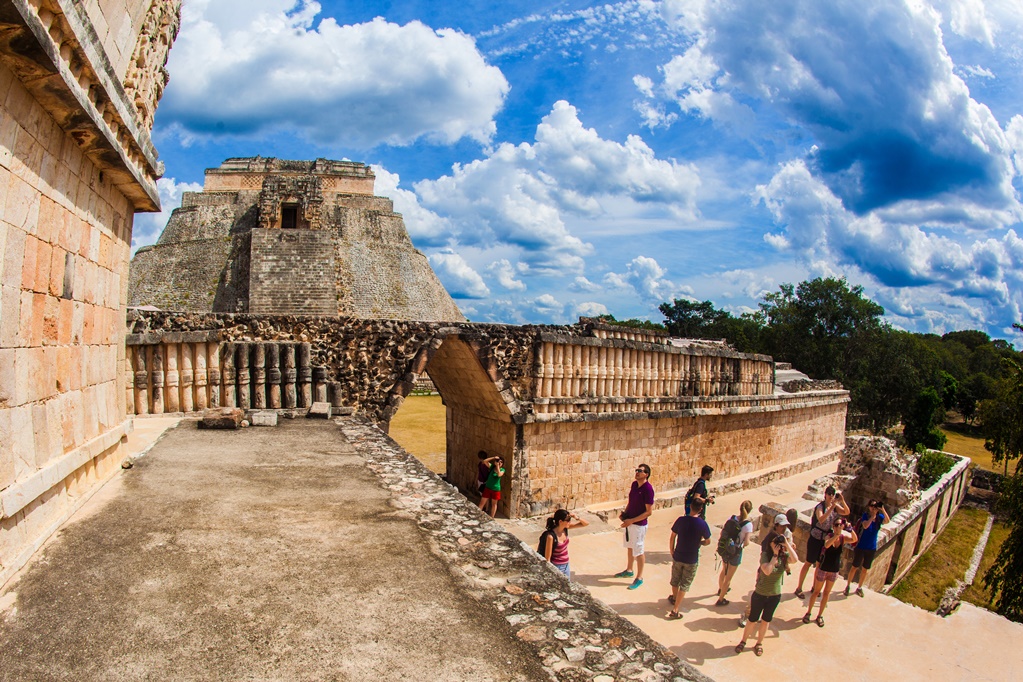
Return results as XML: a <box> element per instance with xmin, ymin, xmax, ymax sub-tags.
<box><xmin>128</xmin><ymin>157</ymin><xmax>465</xmax><ymax>321</ymax></box>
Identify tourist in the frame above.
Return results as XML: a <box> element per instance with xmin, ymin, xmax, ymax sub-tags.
<box><xmin>477</xmin><ymin>455</ymin><xmax>504</xmax><ymax>518</ymax></box>
<box><xmin>739</xmin><ymin>513</ymin><xmax>796</xmax><ymax>627</ymax></box>
<box><xmin>666</xmin><ymin>498</ymin><xmax>712</xmax><ymax>619</ymax></box>
<box><xmin>538</xmin><ymin>509</ymin><xmax>589</xmax><ymax>579</ymax></box>
<box><xmin>684</xmin><ymin>465</ymin><xmax>715</xmax><ymax>518</ymax></box>
<box><xmin>794</xmin><ymin>485</ymin><xmax>850</xmax><ymax>598</ymax></box>
<box><xmin>844</xmin><ymin>499</ymin><xmax>889</xmax><ymax>596</ymax></box>
<box><xmin>614</xmin><ymin>464</ymin><xmax>654</xmax><ymax>589</ymax></box>
<box><xmin>715</xmin><ymin>500</ymin><xmax>754</xmax><ymax>606</ymax></box>
<box><xmin>735</xmin><ymin>532</ymin><xmax>798</xmax><ymax>657</ymax></box>
<box><xmin>476</xmin><ymin>450</ymin><xmax>490</xmax><ymax>497</ymax></box>
<box><xmin>802</xmin><ymin>517</ymin><xmax>858</xmax><ymax>627</ymax></box>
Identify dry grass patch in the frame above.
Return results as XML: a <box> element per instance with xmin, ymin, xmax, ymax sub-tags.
<box><xmin>890</xmin><ymin>507</ymin><xmax>989</xmax><ymax>611</ymax></box>
<box><xmin>388</xmin><ymin>395</ymin><xmax>446</xmax><ymax>474</ymax></box>
<box><xmin>961</xmin><ymin>520</ymin><xmax>1011</xmax><ymax>611</ymax></box>
<box><xmin>940</xmin><ymin>427</ymin><xmax>998</xmax><ymax>472</ymax></box>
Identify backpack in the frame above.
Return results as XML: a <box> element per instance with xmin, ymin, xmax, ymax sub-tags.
<box><xmin>684</xmin><ymin>481</ymin><xmax>700</xmax><ymax>515</ymax></box>
<box><xmin>717</xmin><ymin>515</ymin><xmax>742</xmax><ymax>561</ymax></box>
<box><xmin>537</xmin><ymin>530</ymin><xmax>559</xmax><ymax>557</ymax></box>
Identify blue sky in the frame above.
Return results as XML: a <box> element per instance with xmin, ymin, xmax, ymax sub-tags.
<box><xmin>137</xmin><ymin>0</ymin><xmax>1023</xmax><ymax>343</ymax></box>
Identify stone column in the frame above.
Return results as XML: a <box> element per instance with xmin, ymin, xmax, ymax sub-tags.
<box><xmin>134</xmin><ymin>346</ymin><xmax>149</xmax><ymax>415</ymax></box>
<box><xmin>125</xmin><ymin>348</ymin><xmax>135</xmax><ymax>416</ymax></box>
<box><xmin>329</xmin><ymin>381</ymin><xmax>343</xmax><ymax>409</ymax></box>
<box><xmin>180</xmin><ymin>343</ymin><xmax>194</xmax><ymax>413</ymax></box>
<box><xmin>194</xmin><ymin>343</ymin><xmax>209</xmax><ymax>410</ymax></box>
<box><xmin>282</xmin><ymin>344</ymin><xmax>297</xmax><ymax>409</ymax></box>
<box><xmin>165</xmin><ymin>344</ymin><xmax>180</xmax><ymax>413</ymax></box>
<box><xmin>236</xmin><ymin>342</ymin><xmax>251</xmax><ymax>410</ymax></box>
<box><xmin>297</xmin><ymin>343</ymin><xmax>312</xmax><ymax>408</ymax></box>
<box><xmin>596</xmin><ymin>346</ymin><xmax>607</xmax><ymax>397</ymax></box>
<box><xmin>221</xmin><ymin>343</ymin><xmax>236</xmax><ymax>408</ymax></box>
<box><xmin>151</xmin><ymin>344</ymin><xmax>165</xmax><ymax>414</ymax></box>
<box><xmin>552</xmin><ymin>344</ymin><xmax>564</xmax><ymax>398</ymax></box>
<box><xmin>541</xmin><ymin>343</ymin><xmax>554</xmax><ymax>397</ymax></box>
<box><xmin>252</xmin><ymin>343</ymin><xmax>266</xmax><ymax>409</ymax></box>
<box><xmin>207</xmin><ymin>342</ymin><xmax>221</xmax><ymax>408</ymax></box>
<box><xmin>313</xmin><ymin>366</ymin><xmax>327</xmax><ymax>403</ymax></box>
<box><xmin>267</xmin><ymin>343</ymin><xmax>282</xmax><ymax>409</ymax></box>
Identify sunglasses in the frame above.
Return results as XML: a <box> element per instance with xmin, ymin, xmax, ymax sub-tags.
<box><xmin>635</xmin><ymin>468</ymin><xmax>648</xmax><ymax>474</ymax></box>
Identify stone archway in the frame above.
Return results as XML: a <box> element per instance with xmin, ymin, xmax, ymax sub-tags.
<box><xmin>383</xmin><ymin>332</ymin><xmax>520</xmax><ymax>517</ymax></box>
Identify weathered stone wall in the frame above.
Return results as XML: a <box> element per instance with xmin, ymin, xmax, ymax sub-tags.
<box><xmin>0</xmin><ymin>0</ymin><xmax>180</xmax><ymax>586</ymax></box>
<box><xmin>128</xmin><ymin>236</ymin><xmax>235</xmax><ymax>310</ymax></box>
<box><xmin>248</xmin><ymin>229</ymin><xmax>337</xmax><ymax>315</ymax></box>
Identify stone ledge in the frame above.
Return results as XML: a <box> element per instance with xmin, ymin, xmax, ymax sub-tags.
<box><xmin>338</xmin><ymin>417</ymin><xmax>710</xmax><ymax>682</ymax></box>
<box><xmin>0</xmin><ymin>418</ymin><xmax>132</xmax><ymax>519</ymax></box>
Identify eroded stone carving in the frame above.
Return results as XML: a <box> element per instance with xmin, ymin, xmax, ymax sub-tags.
<box><xmin>123</xmin><ymin>0</ymin><xmax>182</xmax><ymax>130</ymax></box>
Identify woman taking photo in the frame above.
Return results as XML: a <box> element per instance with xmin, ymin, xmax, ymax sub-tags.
<box><xmin>803</xmin><ymin>517</ymin><xmax>857</xmax><ymax>627</ymax></box>
<box><xmin>735</xmin><ymin>532</ymin><xmax>798</xmax><ymax>657</ymax></box>
<box><xmin>539</xmin><ymin>509</ymin><xmax>589</xmax><ymax>579</ymax></box>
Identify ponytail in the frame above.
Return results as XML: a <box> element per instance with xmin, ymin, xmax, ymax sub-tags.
<box><xmin>739</xmin><ymin>500</ymin><xmax>752</xmax><ymax>522</ymax></box>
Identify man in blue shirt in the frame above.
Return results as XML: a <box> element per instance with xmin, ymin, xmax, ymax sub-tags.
<box><xmin>666</xmin><ymin>498</ymin><xmax>711</xmax><ymax>619</ymax></box>
<box><xmin>844</xmin><ymin>499</ymin><xmax>888</xmax><ymax>596</ymax></box>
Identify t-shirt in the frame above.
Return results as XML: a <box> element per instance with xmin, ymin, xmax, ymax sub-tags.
<box><xmin>737</xmin><ymin>519</ymin><xmax>754</xmax><ymax>545</ymax></box>
<box><xmin>624</xmin><ymin>481</ymin><xmax>655</xmax><ymax>526</ymax></box>
<box><xmin>809</xmin><ymin>502</ymin><xmax>838</xmax><ymax>540</ymax></box>
<box><xmin>687</xmin><ymin>478</ymin><xmax>709</xmax><ymax>518</ymax></box>
<box><xmin>670</xmin><ymin>514</ymin><xmax>711</xmax><ymax>564</ymax></box>
<box><xmin>477</xmin><ymin>461</ymin><xmax>490</xmax><ymax>485</ymax></box>
<box><xmin>754</xmin><ymin>549</ymin><xmax>787</xmax><ymax>596</ymax></box>
<box><xmin>857</xmin><ymin>512</ymin><xmax>886</xmax><ymax>551</ymax></box>
<box><xmin>485</xmin><ymin>465</ymin><xmax>504</xmax><ymax>491</ymax></box>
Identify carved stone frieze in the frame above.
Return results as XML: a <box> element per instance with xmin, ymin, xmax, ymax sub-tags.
<box><xmin>257</xmin><ymin>174</ymin><xmax>326</xmax><ymax>229</ymax></box>
<box><xmin>123</xmin><ymin>0</ymin><xmax>182</xmax><ymax>131</ymax></box>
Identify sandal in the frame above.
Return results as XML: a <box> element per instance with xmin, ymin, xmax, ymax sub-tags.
<box><xmin>843</xmin><ymin>585</ymin><xmax>850</xmax><ymax>597</ymax></box>
<box><xmin>667</xmin><ymin>594</ymin><xmax>675</xmax><ymax>605</ymax></box>
<box><xmin>856</xmin><ymin>587</ymin><xmax>865</xmax><ymax>597</ymax></box>
<box><xmin>753</xmin><ymin>643</ymin><xmax>763</xmax><ymax>657</ymax></box>
<box><xmin>715</xmin><ymin>598</ymin><xmax>730</xmax><ymax>606</ymax></box>
<box><xmin>734</xmin><ymin>641</ymin><xmax>746</xmax><ymax>654</ymax></box>
<box><xmin>794</xmin><ymin>588</ymin><xmax>805</xmax><ymax>599</ymax></box>
<box><xmin>802</xmin><ymin>613</ymin><xmax>812</xmax><ymax>624</ymax></box>
<box><xmin>666</xmin><ymin>610</ymin><xmax>683</xmax><ymax>620</ymax></box>
<box><xmin>816</xmin><ymin>615</ymin><xmax>825</xmax><ymax>628</ymax></box>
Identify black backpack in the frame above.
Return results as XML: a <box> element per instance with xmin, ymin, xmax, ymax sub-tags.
<box><xmin>717</xmin><ymin>515</ymin><xmax>742</xmax><ymax>560</ymax></box>
<box><xmin>537</xmin><ymin>530</ymin><xmax>559</xmax><ymax>557</ymax></box>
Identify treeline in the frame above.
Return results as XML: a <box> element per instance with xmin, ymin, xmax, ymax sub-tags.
<box><xmin>598</xmin><ymin>277</ymin><xmax>1022</xmax><ymax>466</ymax></box>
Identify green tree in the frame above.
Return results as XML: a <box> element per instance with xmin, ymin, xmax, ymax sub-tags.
<box><xmin>979</xmin><ymin>349</ymin><xmax>1023</xmax><ymax>476</ymax></box>
<box><xmin>758</xmin><ymin>277</ymin><xmax>885</xmax><ymax>380</ymax></box>
<box><xmin>658</xmin><ymin>299</ymin><xmax>730</xmax><ymax>338</ymax></box>
<box><xmin>903</xmin><ymin>386</ymin><xmax>948</xmax><ymax>450</ymax></box>
<box><xmin>984</xmin><ymin>471</ymin><xmax>1023</xmax><ymax>623</ymax></box>
<box><xmin>939</xmin><ymin>371</ymin><xmax>958</xmax><ymax>410</ymax></box>
<box><xmin>593</xmin><ymin>313</ymin><xmax>666</xmax><ymax>332</ymax></box>
<box><xmin>846</xmin><ymin>327</ymin><xmax>931</xmax><ymax>433</ymax></box>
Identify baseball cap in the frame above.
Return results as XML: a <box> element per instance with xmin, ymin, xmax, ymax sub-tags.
<box><xmin>774</xmin><ymin>513</ymin><xmax>790</xmax><ymax>526</ymax></box>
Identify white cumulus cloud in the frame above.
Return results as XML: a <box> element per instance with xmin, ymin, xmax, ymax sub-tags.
<box><xmin>131</xmin><ymin>177</ymin><xmax>203</xmax><ymax>254</ymax></box>
<box><xmin>428</xmin><ymin>250</ymin><xmax>490</xmax><ymax>299</ymax></box>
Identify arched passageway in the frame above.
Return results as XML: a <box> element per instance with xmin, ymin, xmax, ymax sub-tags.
<box><xmin>384</xmin><ymin>334</ymin><xmax>520</xmax><ymax>517</ymax></box>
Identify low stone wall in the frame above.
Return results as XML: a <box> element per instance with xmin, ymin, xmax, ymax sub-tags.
<box><xmin>341</xmin><ymin>417</ymin><xmax>710</xmax><ymax>682</ymax></box>
<box><xmin>760</xmin><ymin>452</ymin><xmax>973</xmax><ymax>591</ymax></box>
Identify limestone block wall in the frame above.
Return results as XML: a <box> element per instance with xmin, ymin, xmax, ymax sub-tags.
<box><xmin>128</xmin><ymin>237</ymin><xmax>235</xmax><ymax>310</ymax></box>
<box><xmin>518</xmin><ymin>397</ymin><xmax>848</xmax><ymax>516</ymax></box>
<box><xmin>0</xmin><ymin>0</ymin><xmax>180</xmax><ymax>587</ymax></box>
<box><xmin>446</xmin><ymin>408</ymin><xmax>516</xmax><ymax>518</ymax></box>
<box><xmin>249</xmin><ymin>229</ymin><xmax>337</xmax><ymax>315</ymax></box>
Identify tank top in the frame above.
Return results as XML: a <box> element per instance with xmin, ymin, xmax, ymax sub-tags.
<box><xmin>551</xmin><ymin>531</ymin><xmax>569</xmax><ymax>565</ymax></box>
<box><xmin>820</xmin><ymin>534</ymin><xmax>845</xmax><ymax>572</ymax></box>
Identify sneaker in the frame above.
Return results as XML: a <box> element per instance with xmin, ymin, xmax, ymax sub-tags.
<box><xmin>856</xmin><ymin>587</ymin><xmax>865</xmax><ymax>597</ymax></box>
<box><xmin>738</xmin><ymin>615</ymin><xmax>748</xmax><ymax>628</ymax></box>
<box><xmin>613</xmin><ymin>570</ymin><xmax>635</xmax><ymax>578</ymax></box>
<box><xmin>627</xmin><ymin>578</ymin><xmax>644</xmax><ymax>590</ymax></box>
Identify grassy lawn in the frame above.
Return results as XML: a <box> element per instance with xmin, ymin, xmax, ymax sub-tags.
<box><xmin>890</xmin><ymin>507</ymin><xmax>990</xmax><ymax>611</ymax></box>
<box><xmin>387</xmin><ymin>395</ymin><xmax>446</xmax><ymax>474</ymax></box>
<box><xmin>940</xmin><ymin>426</ymin><xmax>999</xmax><ymax>472</ymax></box>
<box><xmin>961</xmin><ymin>520</ymin><xmax>1011</xmax><ymax>611</ymax></box>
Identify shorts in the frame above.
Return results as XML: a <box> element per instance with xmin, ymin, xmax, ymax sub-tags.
<box><xmin>481</xmin><ymin>488</ymin><xmax>501</xmax><ymax>501</ymax></box>
<box><xmin>623</xmin><ymin>523</ymin><xmax>648</xmax><ymax>556</ymax></box>
<box><xmin>852</xmin><ymin>547</ymin><xmax>877</xmax><ymax>569</ymax></box>
<box><xmin>670</xmin><ymin>561</ymin><xmax>699</xmax><ymax>591</ymax></box>
<box><xmin>814</xmin><ymin>567</ymin><xmax>839</xmax><ymax>583</ymax></box>
<box><xmin>748</xmin><ymin>592</ymin><xmax>781</xmax><ymax>623</ymax></box>
<box><xmin>723</xmin><ymin>549</ymin><xmax>742</xmax><ymax>568</ymax></box>
<box><xmin>805</xmin><ymin>536</ymin><xmax>825</xmax><ymax>565</ymax></box>
<box><xmin>553</xmin><ymin>562</ymin><xmax>570</xmax><ymax>578</ymax></box>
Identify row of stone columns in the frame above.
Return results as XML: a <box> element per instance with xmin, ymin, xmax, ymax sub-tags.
<box><xmin>127</xmin><ymin>341</ymin><xmax>331</xmax><ymax>415</ymax></box>
<box><xmin>535</xmin><ymin>343</ymin><xmax>774</xmax><ymax>400</ymax></box>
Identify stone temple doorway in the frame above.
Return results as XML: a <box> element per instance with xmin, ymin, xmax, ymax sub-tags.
<box><xmin>385</xmin><ymin>334</ymin><xmax>518</xmax><ymax>518</ymax></box>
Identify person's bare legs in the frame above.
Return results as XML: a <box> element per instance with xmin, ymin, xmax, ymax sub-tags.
<box><xmin>817</xmin><ymin>580</ymin><xmax>835</xmax><ymax>616</ymax></box>
<box><xmin>845</xmin><ymin>566</ymin><xmax>860</xmax><ymax>594</ymax></box>
<box><xmin>804</xmin><ymin>578</ymin><xmax>824</xmax><ymax>617</ymax></box>
<box><xmin>670</xmin><ymin>587</ymin><xmax>687</xmax><ymax>615</ymax></box>
<box><xmin>478</xmin><ymin>496</ymin><xmax>486</xmax><ymax>511</ymax></box>
<box><xmin>718</xmin><ymin>563</ymin><xmax>737</xmax><ymax>601</ymax></box>
<box><xmin>796</xmin><ymin>560</ymin><xmax>814</xmax><ymax>594</ymax></box>
<box><xmin>625</xmin><ymin>548</ymin><xmax>635</xmax><ymax>574</ymax></box>
<box><xmin>488</xmin><ymin>498</ymin><xmax>498</xmax><ymax>518</ymax></box>
<box><xmin>753</xmin><ymin>620</ymin><xmax>769</xmax><ymax>646</ymax></box>
<box><xmin>635</xmin><ymin>553</ymin><xmax>646</xmax><ymax>580</ymax></box>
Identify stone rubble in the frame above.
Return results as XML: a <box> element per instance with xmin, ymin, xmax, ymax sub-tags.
<box><xmin>806</xmin><ymin>436</ymin><xmax>921</xmax><ymax>514</ymax></box>
<box><xmin>338</xmin><ymin>417</ymin><xmax>711</xmax><ymax>682</ymax></box>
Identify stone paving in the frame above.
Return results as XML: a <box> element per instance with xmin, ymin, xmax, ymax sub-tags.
<box><xmin>504</xmin><ymin>463</ymin><xmax>1023</xmax><ymax>682</ymax></box>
